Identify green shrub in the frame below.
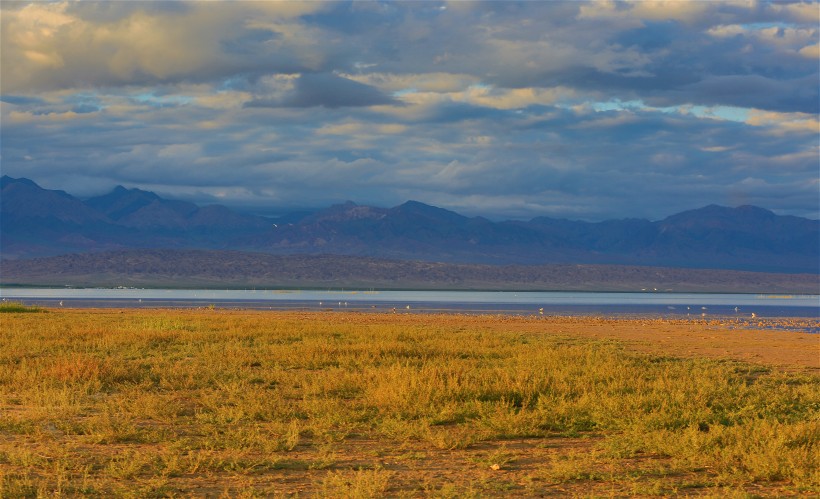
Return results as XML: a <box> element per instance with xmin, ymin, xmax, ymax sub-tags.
<box><xmin>0</xmin><ymin>301</ymin><xmax>43</xmax><ymax>313</ymax></box>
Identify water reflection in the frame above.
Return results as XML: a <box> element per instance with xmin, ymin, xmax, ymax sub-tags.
<box><xmin>1</xmin><ymin>288</ymin><xmax>818</xmax><ymax>318</ymax></box>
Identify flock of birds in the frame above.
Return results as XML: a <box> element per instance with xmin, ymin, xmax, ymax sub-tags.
<box><xmin>3</xmin><ymin>297</ymin><xmax>757</xmax><ymax>318</ymax></box>
<box><xmin>314</xmin><ymin>301</ymin><xmax>753</xmax><ymax>317</ymax></box>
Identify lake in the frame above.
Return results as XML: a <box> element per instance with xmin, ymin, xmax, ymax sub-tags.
<box><xmin>2</xmin><ymin>288</ymin><xmax>818</xmax><ymax>318</ymax></box>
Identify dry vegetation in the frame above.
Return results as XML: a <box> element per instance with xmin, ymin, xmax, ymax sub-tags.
<box><xmin>0</xmin><ymin>309</ymin><xmax>817</xmax><ymax>497</ymax></box>
<box><xmin>5</xmin><ymin>249</ymin><xmax>819</xmax><ymax>293</ymax></box>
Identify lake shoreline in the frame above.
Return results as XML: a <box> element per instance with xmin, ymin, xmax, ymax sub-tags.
<box><xmin>3</xmin><ymin>288</ymin><xmax>818</xmax><ymax>319</ymax></box>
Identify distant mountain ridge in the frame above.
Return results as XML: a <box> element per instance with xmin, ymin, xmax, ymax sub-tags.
<box><xmin>1</xmin><ymin>176</ymin><xmax>818</xmax><ymax>273</ymax></box>
<box><xmin>84</xmin><ymin>185</ymin><xmax>270</xmax><ymax>230</ymax></box>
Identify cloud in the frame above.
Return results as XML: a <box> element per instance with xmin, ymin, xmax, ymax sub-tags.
<box><xmin>674</xmin><ymin>75</ymin><xmax>818</xmax><ymax>114</ymax></box>
<box><xmin>745</xmin><ymin>110</ymin><xmax>819</xmax><ymax>135</ymax></box>
<box><xmin>768</xmin><ymin>1</ymin><xmax>820</xmax><ymax>23</ymax></box>
<box><xmin>1</xmin><ymin>0</ymin><xmax>818</xmax><ymax>221</ymax></box>
<box><xmin>246</xmin><ymin>73</ymin><xmax>399</xmax><ymax>109</ymax></box>
<box><xmin>0</xmin><ymin>1</ymin><xmax>332</xmax><ymax>92</ymax></box>
<box><xmin>0</xmin><ymin>95</ymin><xmax>47</xmax><ymax>105</ymax></box>
<box><xmin>579</xmin><ymin>0</ymin><xmax>712</xmax><ymax>24</ymax></box>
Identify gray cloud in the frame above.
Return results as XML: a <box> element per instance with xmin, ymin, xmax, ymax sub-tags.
<box><xmin>1</xmin><ymin>0</ymin><xmax>817</xmax><ymax>221</ymax></box>
<box><xmin>246</xmin><ymin>73</ymin><xmax>398</xmax><ymax>109</ymax></box>
<box><xmin>673</xmin><ymin>75</ymin><xmax>819</xmax><ymax>114</ymax></box>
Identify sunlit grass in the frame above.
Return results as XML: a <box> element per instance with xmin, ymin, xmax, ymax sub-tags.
<box><xmin>0</xmin><ymin>309</ymin><xmax>816</xmax><ymax>496</ymax></box>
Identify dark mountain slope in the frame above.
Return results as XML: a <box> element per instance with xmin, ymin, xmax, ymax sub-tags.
<box><xmin>86</xmin><ymin>185</ymin><xmax>270</xmax><ymax>230</ymax></box>
<box><xmin>1</xmin><ymin>176</ymin><xmax>272</xmax><ymax>256</ymax></box>
<box><xmin>1</xmin><ymin>176</ymin><xmax>109</xmax><ymax>226</ymax></box>
<box><xmin>85</xmin><ymin>185</ymin><xmax>163</xmax><ymax>221</ymax></box>
<box><xmin>1</xmin><ymin>176</ymin><xmax>817</xmax><ymax>273</ymax></box>
<box><xmin>0</xmin><ymin>176</ymin><xmax>130</xmax><ymax>256</ymax></box>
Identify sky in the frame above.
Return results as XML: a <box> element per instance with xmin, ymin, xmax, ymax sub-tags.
<box><xmin>1</xmin><ymin>0</ymin><xmax>818</xmax><ymax>221</ymax></box>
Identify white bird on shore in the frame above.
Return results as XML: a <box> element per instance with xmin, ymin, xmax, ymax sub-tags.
<box><xmin>59</xmin><ymin>301</ymin><xmax>63</xmax><ymax>307</ymax></box>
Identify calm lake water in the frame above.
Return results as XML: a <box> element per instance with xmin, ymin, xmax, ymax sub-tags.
<box><xmin>2</xmin><ymin>288</ymin><xmax>818</xmax><ymax>318</ymax></box>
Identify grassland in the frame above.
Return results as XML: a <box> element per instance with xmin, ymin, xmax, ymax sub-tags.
<box><xmin>0</xmin><ymin>309</ymin><xmax>817</xmax><ymax>497</ymax></box>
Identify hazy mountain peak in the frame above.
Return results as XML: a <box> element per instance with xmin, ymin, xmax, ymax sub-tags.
<box><xmin>660</xmin><ymin>204</ymin><xmax>783</xmax><ymax>231</ymax></box>
<box><xmin>1</xmin><ymin>175</ymin><xmax>38</xmax><ymax>189</ymax></box>
<box><xmin>306</xmin><ymin>201</ymin><xmax>387</xmax><ymax>223</ymax></box>
<box><xmin>392</xmin><ymin>200</ymin><xmax>466</xmax><ymax>221</ymax></box>
<box><xmin>1</xmin><ymin>175</ymin><xmax>109</xmax><ymax>225</ymax></box>
<box><xmin>2</xmin><ymin>177</ymin><xmax>817</xmax><ymax>273</ymax></box>
<box><xmin>86</xmin><ymin>185</ymin><xmax>162</xmax><ymax>221</ymax></box>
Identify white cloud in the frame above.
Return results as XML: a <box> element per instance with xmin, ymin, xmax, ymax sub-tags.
<box><xmin>768</xmin><ymin>1</ymin><xmax>820</xmax><ymax>23</ymax></box>
<box><xmin>798</xmin><ymin>43</ymin><xmax>820</xmax><ymax>59</ymax></box>
<box><xmin>746</xmin><ymin>110</ymin><xmax>819</xmax><ymax>135</ymax></box>
<box><xmin>628</xmin><ymin>0</ymin><xmax>718</xmax><ymax>23</ymax></box>
<box><xmin>0</xmin><ymin>2</ymin><xmax>330</xmax><ymax>92</ymax></box>
<box><xmin>708</xmin><ymin>23</ymin><xmax>819</xmax><ymax>58</ymax></box>
<box><xmin>579</xmin><ymin>0</ymin><xmax>713</xmax><ymax>24</ymax></box>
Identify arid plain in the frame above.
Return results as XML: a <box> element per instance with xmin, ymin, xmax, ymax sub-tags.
<box><xmin>1</xmin><ymin>307</ymin><xmax>817</xmax><ymax>497</ymax></box>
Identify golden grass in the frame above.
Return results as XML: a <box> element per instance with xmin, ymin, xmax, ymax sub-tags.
<box><xmin>0</xmin><ymin>309</ymin><xmax>817</xmax><ymax>497</ymax></box>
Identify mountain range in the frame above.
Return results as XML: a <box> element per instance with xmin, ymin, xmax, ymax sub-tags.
<box><xmin>2</xmin><ymin>175</ymin><xmax>818</xmax><ymax>274</ymax></box>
